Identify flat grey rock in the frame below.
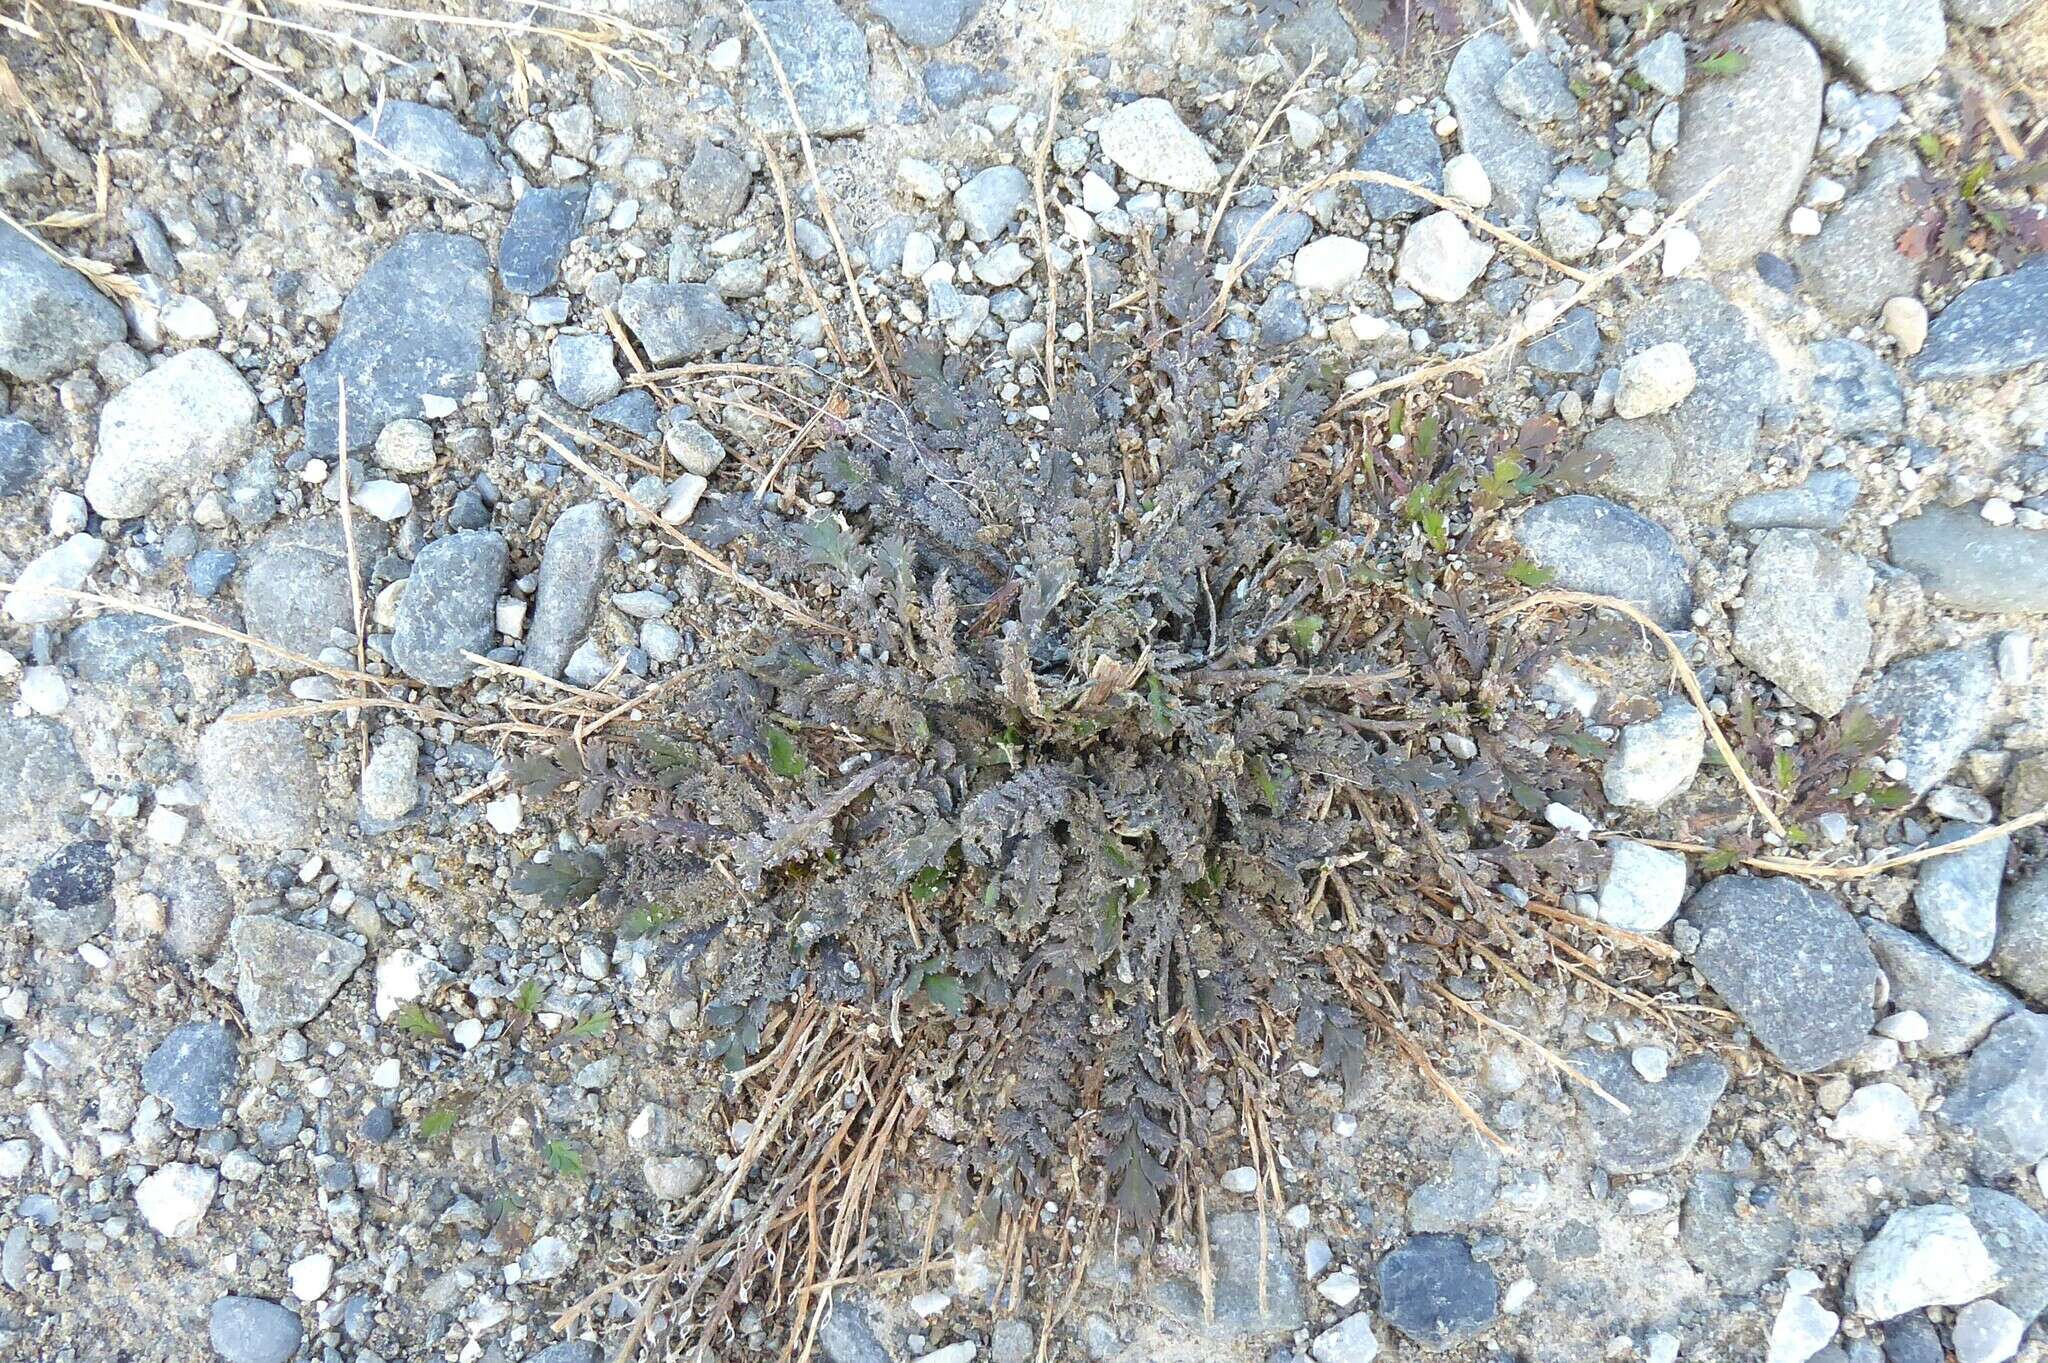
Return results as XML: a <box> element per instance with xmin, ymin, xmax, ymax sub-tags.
<box><xmin>351</xmin><ymin>100</ymin><xmax>509</xmax><ymax>203</ymax></box>
<box><xmin>1855</xmin><ymin>644</ymin><xmax>1996</xmax><ymax>795</ymax></box>
<box><xmin>617</xmin><ymin>281</ymin><xmax>746</xmax><ymax>366</ymax></box>
<box><xmin>1578</xmin><ymin>420</ymin><xmax>1678</xmax><ymax>506</ymax></box>
<box><xmin>954</xmin><ymin>164</ymin><xmax>1030</xmax><ymax>242</ymax></box>
<box><xmin>1496</xmin><ymin>52</ymin><xmax>1577</xmax><ymax>125</ymax></box>
<box><xmin>1659</xmin><ymin>22</ymin><xmax>1822</xmax><ymax>268</ymax></box>
<box><xmin>1732</xmin><ymin>528</ymin><xmax>1871</xmax><ymax>716</ymax></box>
<box><xmin>868</xmin><ymin>0</ymin><xmax>981</xmax><ymax>48</ymax></box>
<box><xmin>742</xmin><ymin>0</ymin><xmax>872</xmax><ymax>137</ymax></box>
<box><xmin>1963</xmin><ymin>1187</ymin><xmax>2048</xmax><ymax>1325</ymax></box>
<box><xmin>1887</xmin><ymin>503</ymin><xmax>2048</xmax><ymax>614</ymax></box>
<box><xmin>142</xmin><ymin>1022</ymin><xmax>238</xmax><ymax>1130</ymax></box>
<box><xmin>1351</xmin><ymin>111</ymin><xmax>1444</xmax><ymax>222</ymax></box>
<box><xmin>1444</xmin><ymin>34</ymin><xmax>1553</xmax><ymax>225</ymax></box>
<box><xmin>525</xmin><ymin>1343</ymin><xmax>602</xmax><ymax>1363</ymax></box>
<box><xmin>1526</xmin><ymin>307</ymin><xmax>1600</xmax><ymax>376</ymax></box>
<box><xmin>1865</xmin><ymin>920</ymin><xmax>2019</xmax><ymax>1059</ymax></box>
<box><xmin>1913</xmin><ymin>261</ymin><xmax>2048</xmax><ymax>380</ymax></box>
<box><xmin>499</xmin><ymin>186</ymin><xmax>587</xmax><ymax>296</ymax></box>
<box><xmin>0</xmin><ymin>717</ymin><xmax>89</xmax><ymax>847</ymax></box>
<box><xmin>303</xmin><ymin>232</ymin><xmax>493</xmax><ymax>455</ymax></box>
<box><xmin>1216</xmin><ymin>207</ymin><xmax>1313</xmax><ymax>281</ymax></box>
<box><xmin>0</xmin><ymin>219</ymin><xmax>125</xmax><ymax>382</ymax></box>
<box><xmin>1792</xmin><ymin>144</ymin><xmax>1923</xmax><ymax>323</ymax></box>
<box><xmin>1572</xmin><ymin>1047</ymin><xmax>1729</xmax><ymax>1174</ymax></box>
<box><xmin>677</xmin><ymin>140</ymin><xmax>754</xmax><ymax>227</ymax></box>
<box><xmin>238</xmin><ymin>519</ymin><xmax>388</xmax><ymax>660</ymax></box>
<box><xmin>1912</xmin><ymin>826</ymin><xmax>2007</xmax><ymax>966</ymax></box>
<box><xmin>1376</xmin><ymin>1235</ymin><xmax>1498</xmax><ymax>1351</ymax></box>
<box><xmin>815</xmin><ymin>1299</ymin><xmax>890</xmax><ymax>1363</ymax></box>
<box><xmin>1728</xmin><ymin>470</ymin><xmax>1860</xmax><ymax>530</ymax></box>
<box><xmin>391</xmin><ymin>530</ymin><xmax>509</xmax><ymax>687</ymax></box>
<box><xmin>1785</xmin><ymin>0</ymin><xmax>1945</xmax><ymax>92</ymax></box>
<box><xmin>1944</xmin><ymin>1011</ymin><xmax>2048</xmax><ymax>1177</ymax></box>
<box><xmin>0</xmin><ymin>414</ymin><xmax>48</xmax><ymax>497</ymax></box>
<box><xmin>1616</xmin><ymin>279</ymin><xmax>1782</xmax><ymax>503</ymax></box>
<box><xmin>210</xmin><ymin>1297</ymin><xmax>303</xmax><ymax>1363</ymax></box>
<box><xmin>1992</xmin><ymin>868</ymin><xmax>2048</xmax><ymax>1004</ymax></box>
<box><xmin>1406</xmin><ymin>1132</ymin><xmax>1501</xmax><ymax>1231</ymax></box>
<box><xmin>195</xmin><ymin>699</ymin><xmax>327</xmax><ymax>847</ymax></box>
<box><xmin>1513</xmin><ymin>495</ymin><xmax>1692</xmax><ymax>628</ymax></box>
<box><xmin>1680</xmin><ymin>1172</ymin><xmax>1798</xmax><ymax>1294</ymax></box>
<box><xmin>1807</xmin><ymin>338</ymin><xmax>1904</xmax><ymax>437</ymax></box>
<box><xmin>230</xmin><ymin>916</ymin><xmax>366</xmax><ymax>1033</ymax></box>
<box><xmin>525</xmin><ymin>503</ymin><xmax>615</xmax><ymax>680</ymax></box>
<box><xmin>1684</xmin><ymin>875</ymin><xmax>1878</xmax><ymax>1073</ymax></box>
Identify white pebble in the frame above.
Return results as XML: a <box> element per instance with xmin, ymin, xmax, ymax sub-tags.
<box><xmin>1441</xmin><ymin>152</ymin><xmax>1492</xmax><ymax>208</ymax></box>
<box><xmin>1220</xmin><ymin>1166</ymin><xmax>1259</xmax><ymax>1194</ymax></box>
<box><xmin>288</xmin><ymin>1252</ymin><xmax>335</xmax><ymax>1303</ymax></box>
<box><xmin>1543</xmin><ymin>802</ymin><xmax>1594</xmax><ymax>836</ymax></box>
<box><xmin>485</xmin><ymin>793</ymin><xmax>522</xmax><ymax>834</ymax></box>
<box><xmin>1787</xmin><ymin>206</ymin><xmax>1823</xmax><ymax>236</ymax></box>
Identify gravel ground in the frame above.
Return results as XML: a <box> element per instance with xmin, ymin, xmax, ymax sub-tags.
<box><xmin>2</xmin><ymin>1</ymin><xmax>2047</xmax><ymax>1362</ymax></box>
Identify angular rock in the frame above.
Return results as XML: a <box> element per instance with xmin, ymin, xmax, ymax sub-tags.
<box><xmin>1396</xmin><ymin>212</ymin><xmax>1494</xmax><ymax>304</ymax></box>
<box><xmin>1310</xmin><ymin>1312</ymin><xmax>1381</xmax><ymax>1363</ymax></box>
<box><xmin>743</xmin><ymin>0</ymin><xmax>872</xmax><ymax>137</ymax></box>
<box><xmin>0</xmin><ymin>718</ymin><xmax>89</xmax><ymax>848</ymax></box>
<box><xmin>1912</xmin><ymin>827</ymin><xmax>2007</xmax><ymax>966</ymax></box>
<box><xmin>816</xmin><ymin>1300</ymin><xmax>888</xmax><ymax>1363</ymax></box>
<box><xmin>1513</xmin><ymin>495</ymin><xmax>1691</xmax><ymax>628</ymax></box>
<box><xmin>869</xmin><ymin>0</ymin><xmax>981</xmax><ymax>47</ymax></box>
<box><xmin>1444</xmin><ymin>34</ymin><xmax>1553</xmax><ymax>224</ymax></box>
<box><xmin>1376</xmin><ymin>1235</ymin><xmax>1498</xmax><ymax>1351</ymax></box>
<box><xmin>209</xmin><ymin>1297</ymin><xmax>303</xmax><ymax>1363</ymax></box>
<box><xmin>1993</xmin><ymin>868</ymin><xmax>2048</xmax><ymax>1004</ymax></box>
<box><xmin>1496</xmin><ymin>53</ymin><xmax>1577</xmax><ymax>125</ymax></box>
<box><xmin>1943</xmin><ymin>1011</ymin><xmax>2048</xmax><ymax>1176</ymax></box>
<box><xmin>86</xmin><ymin>350</ymin><xmax>260</xmax><ymax>518</ymax></box>
<box><xmin>238</xmin><ymin>519</ymin><xmax>387</xmax><ymax>660</ymax></box>
<box><xmin>1865</xmin><ymin>920</ymin><xmax>2019</xmax><ymax>1059</ymax></box>
<box><xmin>137</xmin><ymin>1162</ymin><xmax>217</xmax><ymax>1239</ymax></box>
<box><xmin>1294</xmin><ymin>237</ymin><xmax>1371</xmax><ymax>294</ymax></box>
<box><xmin>1603</xmin><ymin>697</ymin><xmax>1706</xmax><ymax>810</ymax></box>
<box><xmin>1733</xmin><ymin>529</ymin><xmax>1871</xmax><ymax>716</ymax></box>
<box><xmin>1597</xmin><ymin>839</ymin><xmax>1688</xmax><ymax>931</ymax></box>
<box><xmin>0</xmin><ymin>415</ymin><xmax>48</xmax><ymax>498</ymax></box>
<box><xmin>4</xmin><ymin>533</ymin><xmax>106</xmax><ymax>625</ymax></box>
<box><xmin>1685</xmin><ymin>875</ymin><xmax>1879</xmax><ymax>1073</ymax></box>
<box><xmin>1579</xmin><ymin>420</ymin><xmax>1678</xmax><ymax>505</ymax></box>
<box><xmin>1572</xmin><ymin>1046</ymin><xmax>1729</xmax><ymax>1174</ymax></box>
<box><xmin>1855</xmin><ymin>645</ymin><xmax>1996</xmax><ymax>795</ymax></box>
<box><xmin>1847</xmin><ymin>1204</ymin><xmax>1999</xmax><ymax>1320</ymax></box>
<box><xmin>142</xmin><ymin>1022</ymin><xmax>238</xmax><ymax>1130</ymax></box>
<box><xmin>1964</xmin><ymin>1188</ymin><xmax>2048</xmax><ymax>1326</ymax></box>
<box><xmin>1659</xmin><ymin>22</ymin><xmax>1823</xmax><ymax>268</ymax></box>
<box><xmin>1351</xmin><ymin>111</ymin><xmax>1444</xmax><ymax>221</ymax></box>
<box><xmin>1617</xmin><ymin>280</ymin><xmax>1782</xmax><ymax>503</ymax></box>
<box><xmin>1729</xmin><ymin>470</ymin><xmax>1860</xmax><ymax>531</ymax></box>
<box><xmin>230</xmin><ymin>916</ymin><xmax>366</xmax><ymax>1033</ymax></box>
<box><xmin>391</xmin><ymin>530</ymin><xmax>509</xmax><ymax>687</ymax></box>
<box><xmin>1526</xmin><ymin>307</ymin><xmax>1601</xmax><ymax>376</ymax></box>
<box><xmin>196</xmin><ymin>699</ymin><xmax>327</xmax><ymax>847</ymax></box>
<box><xmin>499</xmin><ymin>186</ymin><xmax>587</xmax><ymax>295</ymax></box>
<box><xmin>303</xmin><ymin>233</ymin><xmax>493</xmax><ymax>455</ymax></box>
<box><xmin>1680</xmin><ymin>1172</ymin><xmax>1798</xmax><ymax>1295</ymax></box>
<box><xmin>1784</xmin><ymin>0</ymin><xmax>1944</xmax><ymax>91</ymax></box>
<box><xmin>678</xmin><ymin>140</ymin><xmax>754</xmax><ymax>226</ymax></box>
<box><xmin>1153</xmin><ymin>1211</ymin><xmax>1304</xmax><ymax>1335</ymax></box>
<box><xmin>1215</xmin><ymin>207</ymin><xmax>1312</xmax><ymax>281</ymax></box>
<box><xmin>526</xmin><ymin>503</ymin><xmax>615</xmax><ymax>679</ymax></box>
<box><xmin>27</xmin><ymin>841</ymin><xmax>112</xmax><ymax>912</ymax></box>
<box><xmin>617</xmin><ymin>281</ymin><xmax>746</xmax><ymax>366</ymax></box>
<box><xmin>359</xmin><ymin>726</ymin><xmax>421</xmax><ymax>822</ymax></box>
<box><xmin>550</xmin><ymin>332</ymin><xmax>621</xmax><ymax>409</ymax></box>
<box><xmin>1098</xmin><ymin>97</ymin><xmax>1218</xmax><ymax>193</ymax></box>
<box><xmin>1793</xmin><ymin>145</ymin><xmax>1922</xmax><ymax>324</ymax></box>
<box><xmin>0</xmin><ymin>219</ymin><xmax>125</xmax><ymax>382</ymax></box>
<box><xmin>1406</xmin><ymin>1132</ymin><xmax>1501</xmax><ymax>1232</ymax></box>
<box><xmin>1808</xmin><ymin>339</ymin><xmax>1904</xmax><ymax>437</ymax></box>
<box><xmin>1887</xmin><ymin>503</ymin><xmax>2048</xmax><ymax>614</ymax></box>
<box><xmin>953</xmin><ymin>164</ymin><xmax>1030</xmax><ymax>242</ymax></box>
<box><xmin>352</xmin><ymin>101</ymin><xmax>509</xmax><ymax>203</ymax></box>
<box><xmin>1913</xmin><ymin>261</ymin><xmax>2048</xmax><ymax>381</ymax></box>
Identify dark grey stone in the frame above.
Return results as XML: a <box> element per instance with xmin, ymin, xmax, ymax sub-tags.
<box><xmin>593</xmin><ymin>390</ymin><xmax>659</xmax><ymax>438</ymax></box>
<box><xmin>1616</xmin><ymin>279</ymin><xmax>1781</xmax><ymax>503</ymax></box>
<box><xmin>209</xmin><ymin>1297</ymin><xmax>302</xmax><ymax>1363</ymax></box>
<box><xmin>1793</xmin><ymin>144</ymin><xmax>1922</xmax><ymax>323</ymax></box>
<box><xmin>815</xmin><ymin>1298</ymin><xmax>892</xmax><ymax>1363</ymax></box>
<box><xmin>0</xmin><ymin>717</ymin><xmax>90</xmax><ymax>845</ymax></box>
<box><xmin>922</xmin><ymin>61</ymin><xmax>1006</xmax><ymax>110</ymax></box>
<box><xmin>1887</xmin><ymin>502</ymin><xmax>2048</xmax><ymax>614</ymax></box>
<box><xmin>1256</xmin><ymin>285</ymin><xmax>1309</xmax><ymax>349</ymax></box>
<box><xmin>0</xmin><ymin>415</ymin><xmax>46</xmax><ymax>497</ymax></box>
<box><xmin>142</xmin><ymin>1022</ymin><xmax>238</xmax><ymax>1130</ymax></box>
<box><xmin>868</xmin><ymin>0</ymin><xmax>981</xmax><ymax>47</ymax></box>
<box><xmin>303</xmin><ymin>232</ymin><xmax>493</xmax><ymax>455</ymax></box>
<box><xmin>1880</xmin><ymin>1314</ymin><xmax>1942</xmax><ymax>1363</ymax></box>
<box><xmin>525</xmin><ymin>1344</ymin><xmax>601</xmax><ymax>1363</ymax></box>
<box><xmin>1680</xmin><ymin>1173</ymin><xmax>1797</xmax><ymax>1294</ymax></box>
<box><xmin>742</xmin><ymin>0</ymin><xmax>872</xmax><ymax>137</ymax></box>
<box><xmin>1377</xmin><ymin>1235</ymin><xmax>1499</xmax><ymax>1351</ymax></box>
<box><xmin>1445</xmin><ymin>35</ymin><xmax>1552</xmax><ymax>224</ymax></box>
<box><xmin>1809</xmin><ymin>338</ymin><xmax>1904</xmax><ymax>436</ymax></box>
<box><xmin>1659</xmin><ymin>22</ymin><xmax>1823</xmax><ymax>268</ymax></box>
<box><xmin>1964</xmin><ymin>1187</ymin><xmax>2048</xmax><ymax>1325</ymax></box>
<box><xmin>391</xmin><ymin>530</ymin><xmax>509</xmax><ymax>686</ymax></box>
<box><xmin>1351</xmin><ymin>111</ymin><xmax>1444</xmax><ymax>221</ymax></box>
<box><xmin>1571</xmin><ymin>1047</ymin><xmax>1730</xmax><ymax>1174</ymax></box>
<box><xmin>361</xmin><ymin>1105</ymin><xmax>396</xmax><ymax>1143</ymax></box>
<box><xmin>1995</xmin><ymin>868</ymin><xmax>2048</xmax><ymax>1004</ymax></box>
<box><xmin>238</xmin><ymin>519</ymin><xmax>387</xmax><ymax>659</ymax></box>
<box><xmin>28</xmin><ymin>842</ymin><xmax>112</xmax><ymax>912</ymax></box>
<box><xmin>351</xmin><ymin>100</ymin><xmax>510</xmax><ymax>203</ymax></box>
<box><xmin>1914</xmin><ymin>260</ymin><xmax>2048</xmax><ymax>381</ymax></box>
<box><xmin>525</xmin><ymin>503</ymin><xmax>615</xmax><ymax>680</ymax></box>
<box><xmin>616</xmin><ymin>281</ymin><xmax>746</xmax><ymax>367</ymax></box>
<box><xmin>1270</xmin><ymin>0</ymin><xmax>1358</xmax><ymax>72</ymax></box>
<box><xmin>187</xmin><ymin>549</ymin><xmax>238</xmax><ymax>598</ymax></box>
<box><xmin>499</xmin><ymin>186</ymin><xmax>588</xmax><ymax>296</ymax></box>
<box><xmin>1855</xmin><ymin>644</ymin><xmax>1996</xmax><ymax>795</ymax></box>
<box><xmin>1865</xmin><ymin>920</ymin><xmax>2019</xmax><ymax>1060</ymax></box>
<box><xmin>1684</xmin><ymin>875</ymin><xmax>1879</xmax><ymax>1073</ymax></box>
<box><xmin>1526</xmin><ymin>306</ymin><xmax>1601</xmax><ymax>375</ymax></box>
<box><xmin>1912</xmin><ymin>826</ymin><xmax>2006</xmax><ymax>966</ymax></box>
<box><xmin>677</xmin><ymin>141</ymin><xmax>754</xmax><ymax>227</ymax></box>
<box><xmin>1153</xmin><ymin>1211</ymin><xmax>1304</xmax><ymax>1335</ymax></box>
<box><xmin>1728</xmin><ymin>470</ymin><xmax>1860</xmax><ymax>530</ymax></box>
<box><xmin>0</xmin><ymin>220</ymin><xmax>126</xmax><ymax>382</ymax></box>
<box><xmin>1755</xmin><ymin>253</ymin><xmax>1801</xmax><ymax>292</ymax></box>
<box><xmin>1512</xmin><ymin>495</ymin><xmax>1692</xmax><ymax>628</ymax></box>
<box><xmin>1944</xmin><ymin>1011</ymin><xmax>2048</xmax><ymax>1176</ymax></box>
<box><xmin>1215</xmin><ymin>207</ymin><xmax>1313</xmax><ymax>281</ymax></box>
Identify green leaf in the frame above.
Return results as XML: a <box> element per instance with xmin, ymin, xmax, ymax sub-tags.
<box><xmin>1701</xmin><ymin>847</ymin><xmax>1742</xmax><ymax>874</ymax></box>
<box><xmin>1414</xmin><ymin>413</ymin><xmax>1440</xmax><ymax>464</ymax></box>
<box><xmin>1960</xmin><ymin>159</ymin><xmax>1994</xmax><ymax>199</ymax></box>
<box><xmin>764</xmin><ymin>724</ymin><xmax>807</xmax><ymax>779</ymax></box>
<box><xmin>395</xmin><ymin>1003</ymin><xmax>445</xmax><ymax>1041</ymax></box>
<box><xmin>419</xmin><ymin>1107</ymin><xmax>458</xmax><ymax>1141</ymax></box>
<box><xmin>543</xmin><ymin>1139</ymin><xmax>586</xmax><ymax>1178</ymax></box>
<box><xmin>1867</xmin><ymin>784</ymin><xmax>1910</xmax><ymax>811</ymax></box>
<box><xmin>908</xmin><ymin>865</ymin><xmax>951</xmax><ymax>904</ymax></box>
<box><xmin>1696</xmin><ymin>49</ymin><xmax>1750</xmax><ymax>76</ymax></box>
<box><xmin>511</xmin><ymin>979</ymin><xmax>543</xmax><ymax>1014</ymax></box>
<box><xmin>1916</xmin><ymin>131</ymin><xmax>1944</xmax><ymax>163</ymax></box>
<box><xmin>1772</xmin><ymin>750</ymin><xmax>1797</xmax><ymax>790</ymax></box>
<box><xmin>1420</xmin><ymin>508</ymin><xmax>1448</xmax><ymax>553</ymax></box>
<box><xmin>1506</xmin><ymin>560</ymin><xmax>1556</xmax><ymax>588</ymax></box>
<box><xmin>921</xmin><ymin>971</ymin><xmax>966</xmax><ymax>1015</ymax></box>
<box><xmin>563</xmin><ymin>1008</ymin><xmax>614</xmax><ymax>1041</ymax></box>
<box><xmin>619</xmin><ymin>903</ymin><xmax>678</xmax><ymax>940</ymax></box>
<box><xmin>1289</xmin><ymin>615</ymin><xmax>1324</xmax><ymax>655</ymax></box>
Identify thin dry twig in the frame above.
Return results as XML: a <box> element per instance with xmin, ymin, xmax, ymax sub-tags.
<box><xmin>1201</xmin><ymin>47</ymin><xmax>1323</xmax><ymax>255</ymax></box>
<box><xmin>1430</xmin><ymin>983</ymin><xmax>1631</xmax><ymax>1113</ymax></box>
<box><xmin>1031</xmin><ymin>64</ymin><xmax>1066</xmax><ymax>399</ymax></box>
